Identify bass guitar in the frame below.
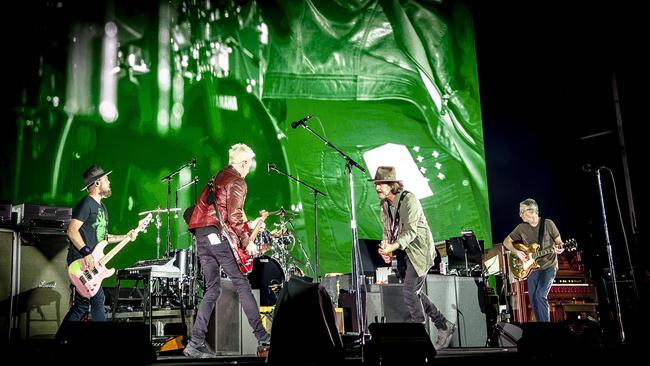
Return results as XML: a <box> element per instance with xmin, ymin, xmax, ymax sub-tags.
<box><xmin>508</xmin><ymin>238</ymin><xmax>577</xmax><ymax>280</ymax></box>
<box><xmin>67</xmin><ymin>213</ymin><xmax>153</xmax><ymax>298</ymax></box>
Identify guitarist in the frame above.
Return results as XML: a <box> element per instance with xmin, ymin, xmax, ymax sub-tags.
<box><xmin>373</xmin><ymin>166</ymin><xmax>456</xmax><ymax>350</ymax></box>
<box><xmin>61</xmin><ymin>165</ymin><xmax>138</xmax><ymax>323</ymax></box>
<box><xmin>503</xmin><ymin>198</ymin><xmax>565</xmax><ymax>322</ymax></box>
<box><xmin>186</xmin><ymin>143</ymin><xmax>270</xmax><ymax>358</ymax></box>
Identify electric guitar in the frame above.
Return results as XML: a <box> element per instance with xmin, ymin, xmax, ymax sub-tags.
<box><xmin>67</xmin><ymin>213</ymin><xmax>153</xmax><ymax>298</ymax></box>
<box><xmin>225</xmin><ymin>210</ymin><xmax>269</xmax><ymax>274</ymax></box>
<box><xmin>508</xmin><ymin>238</ymin><xmax>577</xmax><ymax>280</ymax></box>
<box><xmin>382</xmin><ymin>243</ymin><xmax>407</xmax><ymax>281</ymax></box>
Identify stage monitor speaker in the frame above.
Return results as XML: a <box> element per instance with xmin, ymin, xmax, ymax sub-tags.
<box><xmin>518</xmin><ymin>320</ymin><xmax>602</xmax><ymax>361</ymax></box>
<box><xmin>267</xmin><ymin>277</ymin><xmax>343</xmax><ymax>364</ymax></box>
<box><xmin>490</xmin><ymin>322</ymin><xmax>522</xmax><ymax>347</ymax></box>
<box><xmin>426</xmin><ymin>275</ymin><xmax>487</xmax><ymax>347</ymax></box>
<box><xmin>367</xmin><ymin>322</ymin><xmax>435</xmax><ymax>365</ymax></box>
<box><xmin>56</xmin><ymin>321</ymin><xmax>155</xmax><ymax>364</ymax></box>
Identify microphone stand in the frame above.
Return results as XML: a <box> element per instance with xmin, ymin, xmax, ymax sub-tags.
<box><xmin>269</xmin><ymin>165</ymin><xmax>326</xmax><ymax>279</ymax></box>
<box><xmin>160</xmin><ymin>158</ymin><xmax>195</xmax><ymax>258</ymax></box>
<box><xmin>594</xmin><ymin>167</ymin><xmax>625</xmax><ymax>343</ymax></box>
<box><xmin>293</xmin><ymin>120</ymin><xmax>368</xmax><ymax>351</ymax></box>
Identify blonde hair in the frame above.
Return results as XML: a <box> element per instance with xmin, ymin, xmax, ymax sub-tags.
<box><xmin>228</xmin><ymin>143</ymin><xmax>255</xmax><ymax>165</ymax></box>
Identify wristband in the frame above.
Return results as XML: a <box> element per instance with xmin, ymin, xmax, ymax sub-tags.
<box><xmin>79</xmin><ymin>245</ymin><xmax>92</xmax><ymax>257</ymax></box>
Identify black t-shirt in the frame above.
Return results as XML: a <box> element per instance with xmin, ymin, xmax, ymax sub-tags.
<box><xmin>67</xmin><ymin>196</ymin><xmax>109</xmax><ymax>265</ymax></box>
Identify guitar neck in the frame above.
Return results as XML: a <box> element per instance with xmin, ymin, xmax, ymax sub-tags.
<box><xmin>99</xmin><ymin>236</ymin><xmax>133</xmax><ymax>266</ymax></box>
<box><xmin>532</xmin><ymin>242</ymin><xmax>564</xmax><ymax>259</ymax></box>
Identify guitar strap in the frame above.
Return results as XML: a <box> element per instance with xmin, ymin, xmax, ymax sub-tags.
<box><xmin>207</xmin><ymin>179</ymin><xmax>236</xmax><ymax>247</ymax></box>
<box><xmin>537</xmin><ymin>218</ymin><xmax>546</xmax><ymax>248</ymax></box>
<box><xmin>387</xmin><ymin>190</ymin><xmax>410</xmax><ymax>243</ymax></box>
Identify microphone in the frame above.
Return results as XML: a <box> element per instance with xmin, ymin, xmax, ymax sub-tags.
<box><xmin>582</xmin><ymin>163</ymin><xmax>604</xmax><ymax>172</ymax></box>
<box><xmin>290</xmin><ymin>114</ymin><xmax>313</xmax><ymax>129</ymax></box>
<box><xmin>267</xmin><ymin>163</ymin><xmax>276</xmax><ymax>175</ymax></box>
<box><xmin>189</xmin><ymin>157</ymin><xmax>197</xmax><ymax>168</ymax></box>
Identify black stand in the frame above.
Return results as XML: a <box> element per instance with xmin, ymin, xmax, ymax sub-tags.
<box><xmin>593</xmin><ymin>167</ymin><xmax>626</xmax><ymax>343</ymax></box>
<box><xmin>160</xmin><ymin>158</ymin><xmax>196</xmax><ymax>258</ymax></box>
<box><xmin>292</xmin><ymin>118</ymin><xmax>367</xmax><ymax>352</ymax></box>
<box><xmin>268</xmin><ymin>164</ymin><xmax>325</xmax><ymax>278</ymax></box>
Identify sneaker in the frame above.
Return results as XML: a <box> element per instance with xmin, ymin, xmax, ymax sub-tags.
<box><xmin>257</xmin><ymin>333</ymin><xmax>271</xmax><ymax>347</ymax></box>
<box><xmin>183</xmin><ymin>341</ymin><xmax>215</xmax><ymax>358</ymax></box>
<box><xmin>434</xmin><ymin>321</ymin><xmax>456</xmax><ymax>350</ymax></box>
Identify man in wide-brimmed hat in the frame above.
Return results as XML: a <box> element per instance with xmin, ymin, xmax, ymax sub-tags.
<box><xmin>372</xmin><ymin>166</ymin><xmax>456</xmax><ymax>350</ymax></box>
<box><xmin>60</xmin><ymin>164</ymin><xmax>137</xmax><ymax>324</ymax></box>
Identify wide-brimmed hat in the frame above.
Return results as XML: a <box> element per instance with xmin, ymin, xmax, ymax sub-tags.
<box><xmin>368</xmin><ymin>166</ymin><xmax>402</xmax><ymax>183</ymax></box>
<box><xmin>81</xmin><ymin>164</ymin><xmax>112</xmax><ymax>191</ymax></box>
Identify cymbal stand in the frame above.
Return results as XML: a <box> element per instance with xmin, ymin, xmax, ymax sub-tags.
<box><xmin>154</xmin><ymin>211</ymin><xmax>162</xmax><ymax>259</ymax></box>
<box><xmin>285</xmin><ymin>218</ymin><xmax>316</xmax><ymax>277</ymax></box>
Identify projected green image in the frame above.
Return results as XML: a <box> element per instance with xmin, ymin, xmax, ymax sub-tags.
<box><xmin>5</xmin><ymin>0</ymin><xmax>490</xmax><ymax>281</ymax></box>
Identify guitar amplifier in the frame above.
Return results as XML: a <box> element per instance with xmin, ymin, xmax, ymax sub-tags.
<box><xmin>12</xmin><ymin>203</ymin><xmax>72</xmax><ymax>234</ymax></box>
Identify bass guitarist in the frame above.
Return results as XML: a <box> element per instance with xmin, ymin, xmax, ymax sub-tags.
<box><xmin>503</xmin><ymin>198</ymin><xmax>565</xmax><ymax>322</ymax></box>
<box><xmin>373</xmin><ymin>166</ymin><xmax>456</xmax><ymax>350</ymax></box>
<box><xmin>61</xmin><ymin>165</ymin><xmax>138</xmax><ymax>324</ymax></box>
<box><xmin>186</xmin><ymin>143</ymin><xmax>270</xmax><ymax>358</ymax></box>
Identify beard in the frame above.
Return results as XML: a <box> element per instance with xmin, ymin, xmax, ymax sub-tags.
<box><xmin>101</xmin><ymin>187</ymin><xmax>112</xmax><ymax>198</ymax></box>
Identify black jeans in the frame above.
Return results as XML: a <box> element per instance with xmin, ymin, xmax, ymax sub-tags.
<box><xmin>190</xmin><ymin>233</ymin><xmax>267</xmax><ymax>344</ymax></box>
<box><xmin>403</xmin><ymin>256</ymin><xmax>447</xmax><ymax>329</ymax></box>
<box><xmin>62</xmin><ymin>286</ymin><xmax>106</xmax><ymax>322</ymax></box>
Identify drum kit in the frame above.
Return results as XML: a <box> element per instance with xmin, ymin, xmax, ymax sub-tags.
<box><xmin>135</xmin><ymin>205</ymin><xmax>310</xmax><ymax>308</ymax></box>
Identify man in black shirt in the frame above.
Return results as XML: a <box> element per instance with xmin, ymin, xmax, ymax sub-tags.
<box><xmin>61</xmin><ymin>164</ymin><xmax>137</xmax><ymax>322</ymax></box>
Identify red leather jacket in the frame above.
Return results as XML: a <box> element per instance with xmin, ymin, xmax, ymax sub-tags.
<box><xmin>188</xmin><ymin>166</ymin><xmax>250</xmax><ymax>248</ymax></box>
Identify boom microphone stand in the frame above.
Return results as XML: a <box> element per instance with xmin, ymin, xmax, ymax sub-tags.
<box><xmin>591</xmin><ymin>166</ymin><xmax>626</xmax><ymax>343</ymax></box>
<box><xmin>160</xmin><ymin>157</ymin><xmax>196</xmax><ymax>257</ymax></box>
<box><xmin>291</xmin><ymin>115</ymin><xmax>368</xmax><ymax>349</ymax></box>
<box><xmin>268</xmin><ymin>163</ymin><xmax>326</xmax><ymax>279</ymax></box>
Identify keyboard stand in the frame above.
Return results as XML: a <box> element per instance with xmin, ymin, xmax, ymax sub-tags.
<box><xmin>112</xmin><ymin>268</ymin><xmax>186</xmax><ymax>343</ymax></box>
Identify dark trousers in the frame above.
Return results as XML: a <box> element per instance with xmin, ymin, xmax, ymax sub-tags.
<box><xmin>403</xmin><ymin>256</ymin><xmax>447</xmax><ymax>329</ymax></box>
<box><xmin>62</xmin><ymin>286</ymin><xmax>106</xmax><ymax>322</ymax></box>
<box><xmin>190</xmin><ymin>233</ymin><xmax>267</xmax><ymax>344</ymax></box>
<box><xmin>527</xmin><ymin>265</ymin><xmax>556</xmax><ymax>322</ymax></box>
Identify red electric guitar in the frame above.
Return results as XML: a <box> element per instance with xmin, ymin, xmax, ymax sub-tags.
<box><xmin>225</xmin><ymin>210</ymin><xmax>269</xmax><ymax>274</ymax></box>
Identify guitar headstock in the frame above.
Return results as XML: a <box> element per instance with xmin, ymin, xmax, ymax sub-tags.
<box><xmin>564</xmin><ymin>238</ymin><xmax>578</xmax><ymax>251</ymax></box>
<box><xmin>259</xmin><ymin>210</ymin><xmax>269</xmax><ymax>221</ymax></box>
<box><xmin>137</xmin><ymin>213</ymin><xmax>153</xmax><ymax>232</ymax></box>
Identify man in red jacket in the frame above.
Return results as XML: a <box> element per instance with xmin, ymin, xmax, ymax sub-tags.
<box><xmin>185</xmin><ymin>143</ymin><xmax>270</xmax><ymax>358</ymax></box>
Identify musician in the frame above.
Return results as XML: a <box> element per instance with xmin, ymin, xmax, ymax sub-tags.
<box><xmin>186</xmin><ymin>143</ymin><xmax>270</xmax><ymax>358</ymax></box>
<box><xmin>61</xmin><ymin>165</ymin><xmax>137</xmax><ymax>323</ymax></box>
<box><xmin>374</xmin><ymin>166</ymin><xmax>456</xmax><ymax>350</ymax></box>
<box><xmin>503</xmin><ymin>198</ymin><xmax>565</xmax><ymax>322</ymax></box>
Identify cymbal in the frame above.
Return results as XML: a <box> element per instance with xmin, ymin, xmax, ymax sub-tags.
<box><xmin>269</xmin><ymin>208</ymin><xmax>297</xmax><ymax>218</ymax></box>
<box><xmin>138</xmin><ymin>207</ymin><xmax>183</xmax><ymax>216</ymax></box>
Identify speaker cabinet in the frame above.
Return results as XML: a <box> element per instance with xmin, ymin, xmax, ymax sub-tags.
<box><xmin>367</xmin><ymin>322</ymin><xmax>436</xmax><ymax>365</ymax></box>
<box><xmin>426</xmin><ymin>275</ymin><xmax>487</xmax><ymax>347</ymax></box>
<box><xmin>56</xmin><ymin>321</ymin><xmax>155</xmax><ymax>363</ymax></box>
<box><xmin>0</xmin><ymin>230</ymin><xmax>17</xmax><ymax>339</ymax></box>
<box><xmin>205</xmin><ymin>278</ymin><xmax>259</xmax><ymax>355</ymax></box>
<box><xmin>0</xmin><ymin>231</ymin><xmax>71</xmax><ymax>339</ymax></box>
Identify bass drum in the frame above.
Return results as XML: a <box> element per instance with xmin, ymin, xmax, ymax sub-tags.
<box><xmin>247</xmin><ymin>256</ymin><xmax>285</xmax><ymax>306</ymax></box>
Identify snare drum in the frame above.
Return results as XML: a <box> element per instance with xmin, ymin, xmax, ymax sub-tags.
<box><xmin>247</xmin><ymin>255</ymin><xmax>284</xmax><ymax>306</ymax></box>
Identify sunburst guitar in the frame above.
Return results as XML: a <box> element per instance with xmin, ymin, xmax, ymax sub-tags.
<box><xmin>508</xmin><ymin>238</ymin><xmax>577</xmax><ymax>280</ymax></box>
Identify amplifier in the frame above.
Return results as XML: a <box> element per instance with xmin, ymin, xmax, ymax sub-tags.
<box><xmin>12</xmin><ymin>203</ymin><xmax>72</xmax><ymax>233</ymax></box>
